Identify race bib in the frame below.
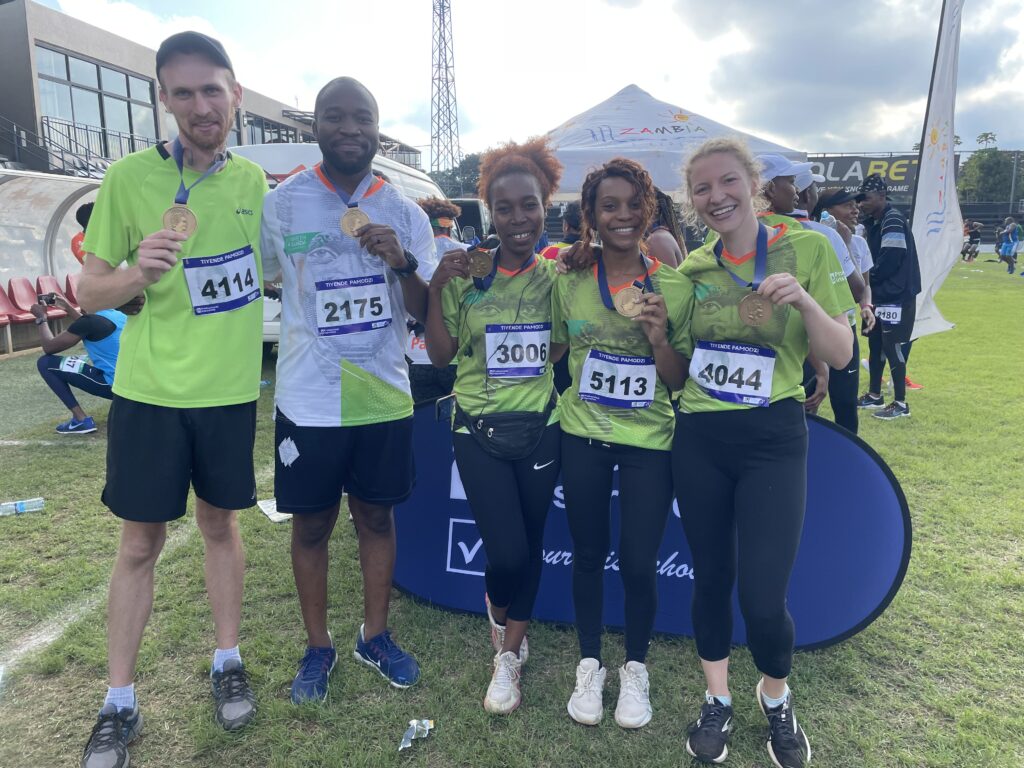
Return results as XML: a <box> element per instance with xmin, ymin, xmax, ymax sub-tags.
<box><xmin>579</xmin><ymin>349</ymin><xmax>655</xmax><ymax>408</ymax></box>
<box><xmin>314</xmin><ymin>274</ymin><xmax>393</xmax><ymax>337</ymax></box>
<box><xmin>182</xmin><ymin>246</ymin><xmax>261</xmax><ymax>316</ymax></box>
<box><xmin>485</xmin><ymin>322</ymin><xmax>550</xmax><ymax>378</ymax></box>
<box><xmin>59</xmin><ymin>356</ymin><xmax>86</xmax><ymax>374</ymax></box>
<box><xmin>690</xmin><ymin>340</ymin><xmax>776</xmax><ymax>407</ymax></box>
<box><xmin>875</xmin><ymin>304</ymin><xmax>902</xmax><ymax>325</ymax></box>
<box><xmin>407</xmin><ymin>329</ymin><xmax>431</xmax><ymax>365</ymax></box>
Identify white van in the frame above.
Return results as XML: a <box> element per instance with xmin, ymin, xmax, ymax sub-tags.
<box><xmin>230</xmin><ymin>143</ymin><xmax>452</xmax><ymax>353</ymax></box>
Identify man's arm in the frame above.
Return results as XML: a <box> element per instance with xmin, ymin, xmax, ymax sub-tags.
<box><xmin>29</xmin><ymin>303</ymin><xmax>83</xmax><ymax>355</ymax></box>
<box><xmin>78</xmin><ymin>227</ymin><xmax>185</xmax><ymax>313</ymax></box>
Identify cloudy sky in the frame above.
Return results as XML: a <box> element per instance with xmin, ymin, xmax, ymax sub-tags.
<box><xmin>43</xmin><ymin>0</ymin><xmax>1024</xmax><ymax>165</ymax></box>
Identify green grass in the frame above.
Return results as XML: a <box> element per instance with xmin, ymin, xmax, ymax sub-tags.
<box><xmin>1</xmin><ymin>260</ymin><xmax>1022</xmax><ymax>767</ymax></box>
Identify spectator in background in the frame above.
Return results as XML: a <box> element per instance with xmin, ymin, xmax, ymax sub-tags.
<box><xmin>71</xmin><ymin>202</ymin><xmax>94</xmax><ymax>265</ymax></box>
<box><xmin>31</xmin><ymin>294</ymin><xmax>125</xmax><ymax>433</ymax></box>
<box><xmin>417</xmin><ymin>196</ymin><xmax>465</xmax><ymax>263</ymax></box>
<box><xmin>644</xmin><ymin>187</ymin><xmax>686</xmax><ymax>267</ymax></box>
<box><xmin>997</xmin><ymin>216</ymin><xmax>1019</xmax><ymax>274</ymax></box>
<box><xmin>543</xmin><ymin>201</ymin><xmax>583</xmax><ymax>259</ymax></box>
<box><xmin>961</xmin><ymin>220</ymin><xmax>983</xmax><ymax>262</ymax></box>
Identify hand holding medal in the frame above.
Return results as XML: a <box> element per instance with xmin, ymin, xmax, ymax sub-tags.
<box><xmin>634</xmin><ymin>292</ymin><xmax>671</xmax><ymax>348</ymax></box>
<box><xmin>429</xmin><ymin>249</ymin><xmax>471</xmax><ymax>293</ymax></box>
<box><xmin>756</xmin><ymin>272</ymin><xmax>813</xmax><ymax>313</ymax></box>
<box><xmin>356</xmin><ymin>222</ymin><xmax>406</xmax><ymax>269</ymax></box>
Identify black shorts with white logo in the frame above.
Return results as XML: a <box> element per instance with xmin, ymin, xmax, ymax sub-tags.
<box><xmin>103</xmin><ymin>395</ymin><xmax>258</xmax><ymax>523</ymax></box>
<box><xmin>274</xmin><ymin>409</ymin><xmax>415</xmax><ymax>513</ymax></box>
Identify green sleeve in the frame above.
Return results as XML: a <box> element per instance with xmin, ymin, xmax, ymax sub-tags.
<box><xmin>441</xmin><ymin>279</ymin><xmax>461</xmax><ymax>338</ymax></box>
<box><xmin>550</xmin><ymin>275</ymin><xmax>569</xmax><ymax>344</ymax></box>
<box><xmin>805</xmin><ymin>239</ymin><xmax>845</xmax><ymax>319</ymax></box>
<box><xmin>665</xmin><ymin>271</ymin><xmax>695</xmax><ymax>357</ymax></box>
<box><xmin>81</xmin><ymin>162</ymin><xmax>135</xmax><ymax>268</ymax></box>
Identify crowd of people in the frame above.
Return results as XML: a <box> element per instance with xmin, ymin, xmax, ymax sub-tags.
<box><xmin>60</xmin><ymin>30</ymin><xmax>931</xmax><ymax>768</ymax></box>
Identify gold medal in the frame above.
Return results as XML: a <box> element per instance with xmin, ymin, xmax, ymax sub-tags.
<box><xmin>739</xmin><ymin>292</ymin><xmax>772</xmax><ymax>327</ymax></box>
<box><xmin>163</xmin><ymin>205</ymin><xmax>197</xmax><ymax>239</ymax></box>
<box><xmin>613</xmin><ymin>286</ymin><xmax>645</xmax><ymax>318</ymax></box>
<box><xmin>340</xmin><ymin>207</ymin><xmax>371</xmax><ymax>237</ymax></box>
<box><xmin>468</xmin><ymin>249</ymin><xmax>494</xmax><ymax>278</ymax></box>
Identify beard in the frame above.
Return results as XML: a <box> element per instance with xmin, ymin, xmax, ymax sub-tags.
<box><xmin>323</xmin><ymin>141</ymin><xmax>378</xmax><ymax>176</ymax></box>
<box><xmin>179</xmin><ymin>107</ymin><xmax>235</xmax><ymax>152</ymax></box>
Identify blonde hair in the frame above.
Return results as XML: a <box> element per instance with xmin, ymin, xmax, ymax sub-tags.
<box><xmin>681</xmin><ymin>136</ymin><xmax>767</xmax><ymax>228</ymax></box>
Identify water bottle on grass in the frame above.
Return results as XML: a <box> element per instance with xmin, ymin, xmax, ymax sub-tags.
<box><xmin>0</xmin><ymin>498</ymin><xmax>45</xmax><ymax>517</ymax></box>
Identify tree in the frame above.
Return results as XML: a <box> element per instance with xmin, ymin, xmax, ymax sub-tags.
<box><xmin>956</xmin><ymin>149</ymin><xmax>1023</xmax><ymax>203</ymax></box>
<box><xmin>429</xmin><ymin>152</ymin><xmax>482</xmax><ymax>197</ymax></box>
<box><xmin>976</xmin><ymin>132</ymin><xmax>997</xmax><ymax>148</ymax></box>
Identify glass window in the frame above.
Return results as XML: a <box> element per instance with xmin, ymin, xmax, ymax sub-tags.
<box><xmin>131</xmin><ymin>103</ymin><xmax>156</xmax><ymax>140</ymax></box>
<box><xmin>129</xmin><ymin>76</ymin><xmax>152</xmax><ymax>104</ymax></box>
<box><xmin>35</xmin><ymin>46</ymin><xmax>66</xmax><ymax>79</ymax></box>
<box><xmin>68</xmin><ymin>56</ymin><xmax>98</xmax><ymax>88</ymax></box>
<box><xmin>103</xmin><ymin>96</ymin><xmax>131</xmax><ymax>134</ymax></box>
<box><xmin>71</xmin><ymin>87</ymin><xmax>101</xmax><ymax>128</ymax></box>
<box><xmin>38</xmin><ymin>79</ymin><xmax>73</xmax><ymax>122</ymax></box>
<box><xmin>100</xmin><ymin>67</ymin><xmax>128</xmax><ymax>97</ymax></box>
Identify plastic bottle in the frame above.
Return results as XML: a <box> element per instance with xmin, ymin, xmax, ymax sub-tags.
<box><xmin>0</xmin><ymin>498</ymin><xmax>45</xmax><ymax>517</ymax></box>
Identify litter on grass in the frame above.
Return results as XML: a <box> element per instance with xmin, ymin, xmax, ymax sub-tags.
<box><xmin>257</xmin><ymin>498</ymin><xmax>292</xmax><ymax>523</ymax></box>
<box><xmin>399</xmin><ymin>719</ymin><xmax>434</xmax><ymax>751</ymax></box>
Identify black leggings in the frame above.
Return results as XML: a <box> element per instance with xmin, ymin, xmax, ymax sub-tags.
<box><xmin>672</xmin><ymin>399</ymin><xmax>808</xmax><ymax>680</ymax></box>
<box><xmin>803</xmin><ymin>331</ymin><xmax>860</xmax><ymax>433</ymax></box>
<box><xmin>562</xmin><ymin>433</ymin><xmax>673</xmax><ymax>664</ymax></box>
<box><xmin>37</xmin><ymin>354</ymin><xmax>112</xmax><ymax>411</ymax></box>
<box><xmin>452</xmin><ymin>423</ymin><xmax>560</xmax><ymax>622</ymax></box>
<box><xmin>868</xmin><ymin>298</ymin><xmax>916</xmax><ymax>402</ymax></box>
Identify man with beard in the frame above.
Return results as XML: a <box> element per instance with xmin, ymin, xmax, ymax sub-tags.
<box><xmin>76</xmin><ymin>32</ymin><xmax>267</xmax><ymax>768</ymax></box>
<box><xmin>260</xmin><ymin>77</ymin><xmax>433</xmax><ymax>704</ymax></box>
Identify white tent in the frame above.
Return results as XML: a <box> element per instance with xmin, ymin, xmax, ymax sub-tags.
<box><xmin>546</xmin><ymin>84</ymin><xmax>804</xmax><ymax>201</ymax></box>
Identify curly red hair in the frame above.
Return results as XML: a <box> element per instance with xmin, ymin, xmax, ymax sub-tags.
<box><xmin>477</xmin><ymin>137</ymin><xmax>562</xmax><ymax>208</ymax></box>
<box><xmin>416</xmin><ymin>196</ymin><xmax>462</xmax><ymax>219</ymax></box>
<box><xmin>580</xmin><ymin>157</ymin><xmax>657</xmax><ymax>247</ymax></box>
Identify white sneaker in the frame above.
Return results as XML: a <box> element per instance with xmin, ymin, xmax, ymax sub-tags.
<box><xmin>485</xmin><ymin>594</ymin><xmax>528</xmax><ymax>663</ymax></box>
<box><xmin>483</xmin><ymin>651</ymin><xmax>522</xmax><ymax>714</ymax></box>
<box><xmin>567</xmin><ymin>658</ymin><xmax>606</xmax><ymax>725</ymax></box>
<box><xmin>614</xmin><ymin>661</ymin><xmax>653</xmax><ymax>728</ymax></box>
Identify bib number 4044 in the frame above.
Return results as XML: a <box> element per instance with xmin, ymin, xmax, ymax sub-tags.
<box><xmin>697</xmin><ymin>363</ymin><xmax>763</xmax><ymax>391</ymax></box>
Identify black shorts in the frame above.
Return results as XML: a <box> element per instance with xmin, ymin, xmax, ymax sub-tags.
<box><xmin>103</xmin><ymin>396</ymin><xmax>257</xmax><ymax>523</ymax></box>
<box><xmin>274</xmin><ymin>409</ymin><xmax>415</xmax><ymax>513</ymax></box>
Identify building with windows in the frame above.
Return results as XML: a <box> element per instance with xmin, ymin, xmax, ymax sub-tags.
<box><xmin>0</xmin><ymin>0</ymin><xmax>421</xmax><ymax>175</ymax></box>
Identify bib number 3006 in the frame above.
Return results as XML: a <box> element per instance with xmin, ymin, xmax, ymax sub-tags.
<box><xmin>485</xmin><ymin>322</ymin><xmax>550</xmax><ymax>378</ymax></box>
<box><xmin>579</xmin><ymin>350</ymin><xmax>655</xmax><ymax>408</ymax></box>
<box><xmin>690</xmin><ymin>340</ymin><xmax>776</xmax><ymax>407</ymax></box>
<box><xmin>182</xmin><ymin>246</ymin><xmax>261</xmax><ymax>316</ymax></box>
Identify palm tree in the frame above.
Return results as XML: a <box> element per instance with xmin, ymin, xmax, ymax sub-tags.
<box><xmin>976</xmin><ymin>132</ymin><xmax>997</xmax><ymax>148</ymax></box>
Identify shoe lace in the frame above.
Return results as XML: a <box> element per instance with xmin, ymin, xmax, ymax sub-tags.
<box><xmin>766</xmin><ymin>705</ymin><xmax>801</xmax><ymax>752</ymax></box>
<box><xmin>369</xmin><ymin>630</ymin><xmax>408</xmax><ymax>663</ymax></box>
<box><xmin>493</xmin><ymin>655</ymin><xmax>520</xmax><ymax>689</ymax></box>
<box><xmin>86</xmin><ymin>710</ymin><xmax>125</xmax><ymax>751</ymax></box>
<box><xmin>296</xmin><ymin>647</ymin><xmax>333</xmax><ymax>683</ymax></box>
<box><xmin>216</xmin><ymin>666</ymin><xmax>251</xmax><ymax>701</ymax></box>
<box><xmin>621</xmin><ymin>667</ymin><xmax>648</xmax><ymax>699</ymax></box>
<box><xmin>575</xmin><ymin>667</ymin><xmax>598</xmax><ymax>695</ymax></box>
<box><xmin>695</xmin><ymin>700</ymin><xmax>730</xmax><ymax>732</ymax></box>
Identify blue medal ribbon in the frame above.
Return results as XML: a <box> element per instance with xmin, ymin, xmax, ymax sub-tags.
<box><xmin>473</xmin><ymin>249</ymin><xmax>534</xmax><ymax>291</ymax></box>
<box><xmin>318</xmin><ymin>169</ymin><xmax>376</xmax><ymax>210</ymax></box>
<box><xmin>171</xmin><ymin>138</ymin><xmax>227</xmax><ymax>205</ymax></box>
<box><xmin>713</xmin><ymin>223</ymin><xmax>769</xmax><ymax>291</ymax></box>
<box><xmin>596</xmin><ymin>252</ymin><xmax>655</xmax><ymax>312</ymax></box>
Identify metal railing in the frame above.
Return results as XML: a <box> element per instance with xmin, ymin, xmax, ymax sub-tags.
<box><xmin>0</xmin><ymin>113</ymin><xmax>108</xmax><ymax>177</ymax></box>
<box><xmin>41</xmin><ymin>116</ymin><xmax>157</xmax><ymax>163</ymax></box>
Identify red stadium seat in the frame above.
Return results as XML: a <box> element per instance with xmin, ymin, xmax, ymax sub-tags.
<box><xmin>7</xmin><ymin>277</ymin><xmax>65</xmax><ymax>320</ymax></box>
<box><xmin>0</xmin><ymin>313</ymin><xmax>10</xmax><ymax>357</ymax></box>
<box><xmin>65</xmin><ymin>272</ymin><xmax>82</xmax><ymax>308</ymax></box>
<box><xmin>0</xmin><ymin>284</ymin><xmax>36</xmax><ymax>354</ymax></box>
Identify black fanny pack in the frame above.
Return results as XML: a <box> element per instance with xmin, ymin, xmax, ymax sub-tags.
<box><xmin>453</xmin><ymin>391</ymin><xmax>557</xmax><ymax>461</ymax></box>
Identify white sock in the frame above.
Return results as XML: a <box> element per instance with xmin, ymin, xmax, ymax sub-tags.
<box><xmin>212</xmin><ymin>645</ymin><xmax>241</xmax><ymax>673</ymax></box>
<box><xmin>104</xmin><ymin>684</ymin><xmax>135</xmax><ymax>711</ymax></box>
<box><xmin>761</xmin><ymin>684</ymin><xmax>790</xmax><ymax>709</ymax></box>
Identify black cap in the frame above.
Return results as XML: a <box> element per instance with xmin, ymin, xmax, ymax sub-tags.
<box><xmin>817</xmin><ymin>188</ymin><xmax>859</xmax><ymax>209</ymax></box>
<box><xmin>156</xmin><ymin>31</ymin><xmax>234</xmax><ymax>77</ymax></box>
<box><xmin>855</xmin><ymin>173</ymin><xmax>887</xmax><ymax>201</ymax></box>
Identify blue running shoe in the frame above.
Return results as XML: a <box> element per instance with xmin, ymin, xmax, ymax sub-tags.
<box><xmin>353</xmin><ymin>624</ymin><xmax>420</xmax><ymax>688</ymax></box>
<box><xmin>81</xmin><ymin>701</ymin><xmax>142</xmax><ymax>768</ymax></box>
<box><xmin>291</xmin><ymin>643</ymin><xmax>337</xmax><ymax>704</ymax></box>
<box><xmin>57</xmin><ymin>416</ymin><xmax>97</xmax><ymax>434</ymax></box>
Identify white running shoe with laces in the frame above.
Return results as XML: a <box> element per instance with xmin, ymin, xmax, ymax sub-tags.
<box><xmin>483</xmin><ymin>651</ymin><xmax>522</xmax><ymax>714</ymax></box>
<box><xmin>485</xmin><ymin>594</ymin><xmax>529</xmax><ymax>663</ymax></box>
<box><xmin>614</xmin><ymin>660</ymin><xmax>653</xmax><ymax>728</ymax></box>
<box><xmin>567</xmin><ymin>657</ymin><xmax>606</xmax><ymax>725</ymax></box>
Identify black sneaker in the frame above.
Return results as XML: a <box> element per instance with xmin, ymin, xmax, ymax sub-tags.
<box><xmin>685</xmin><ymin>696</ymin><xmax>733</xmax><ymax>764</ymax></box>
<box><xmin>856</xmin><ymin>392</ymin><xmax>884</xmax><ymax>409</ymax></box>
<box><xmin>211</xmin><ymin>658</ymin><xmax>256</xmax><ymax>731</ymax></box>
<box><xmin>81</xmin><ymin>702</ymin><xmax>142</xmax><ymax>768</ymax></box>
<box><xmin>873</xmin><ymin>401</ymin><xmax>910</xmax><ymax>420</ymax></box>
<box><xmin>757</xmin><ymin>681</ymin><xmax>811</xmax><ymax>768</ymax></box>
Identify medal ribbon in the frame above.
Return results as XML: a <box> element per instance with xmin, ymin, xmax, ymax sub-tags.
<box><xmin>171</xmin><ymin>139</ymin><xmax>227</xmax><ymax>205</ymax></box>
<box><xmin>597</xmin><ymin>252</ymin><xmax>655</xmax><ymax>311</ymax></box>
<box><xmin>318</xmin><ymin>168</ymin><xmax>382</xmax><ymax>209</ymax></box>
<box><xmin>473</xmin><ymin>249</ymin><xmax>534</xmax><ymax>291</ymax></box>
<box><xmin>713</xmin><ymin>223</ymin><xmax>769</xmax><ymax>291</ymax></box>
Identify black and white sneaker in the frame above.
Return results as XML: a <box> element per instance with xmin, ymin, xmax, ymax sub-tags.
<box><xmin>685</xmin><ymin>696</ymin><xmax>733</xmax><ymax>764</ymax></box>
<box><xmin>756</xmin><ymin>680</ymin><xmax>811</xmax><ymax>768</ymax></box>
<box><xmin>873</xmin><ymin>401</ymin><xmax>910</xmax><ymax>420</ymax></box>
<box><xmin>856</xmin><ymin>393</ymin><xmax>884</xmax><ymax>410</ymax></box>
<box><xmin>211</xmin><ymin>658</ymin><xmax>257</xmax><ymax>731</ymax></box>
<box><xmin>81</xmin><ymin>702</ymin><xmax>142</xmax><ymax>768</ymax></box>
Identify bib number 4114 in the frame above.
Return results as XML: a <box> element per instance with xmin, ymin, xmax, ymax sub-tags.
<box><xmin>200</xmin><ymin>268</ymin><xmax>255</xmax><ymax>301</ymax></box>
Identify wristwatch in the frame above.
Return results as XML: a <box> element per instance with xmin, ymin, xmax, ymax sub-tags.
<box><xmin>392</xmin><ymin>249</ymin><xmax>419</xmax><ymax>278</ymax></box>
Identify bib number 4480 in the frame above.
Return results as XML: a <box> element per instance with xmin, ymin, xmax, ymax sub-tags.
<box><xmin>697</xmin><ymin>363</ymin><xmax>763</xmax><ymax>391</ymax></box>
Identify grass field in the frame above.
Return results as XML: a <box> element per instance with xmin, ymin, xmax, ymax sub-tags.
<box><xmin>1</xmin><ymin>259</ymin><xmax>1022</xmax><ymax>767</ymax></box>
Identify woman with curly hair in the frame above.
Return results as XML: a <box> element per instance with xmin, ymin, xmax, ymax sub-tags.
<box><xmin>417</xmin><ymin>196</ymin><xmax>465</xmax><ymax>262</ymax></box>
<box><xmin>424</xmin><ymin>138</ymin><xmax>565</xmax><ymax>714</ymax></box>
<box><xmin>675</xmin><ymin>137</ymin><xmax>852</xmax><ymax>767</ymax></box>
<box><xmin>552</xmin><ymin>157</ymin><xmax>692</xmax><ymax>729</ymax></box>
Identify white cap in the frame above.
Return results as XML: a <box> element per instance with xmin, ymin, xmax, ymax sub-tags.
<box><xmin>757</xmin><ymin>153</ymin><xmax>814</xmax><ymax>183</ymax></box>
<box><xmin>795</xmin><ymin>169</ymin><xmax>826</xmax><ymax>192</ymax></box>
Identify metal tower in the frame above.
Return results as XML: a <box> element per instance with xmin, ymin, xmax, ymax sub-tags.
<box><xmin>430</xmin><ymin>0</ymin><xmax>461</xmax><ymax>174</ymax></box>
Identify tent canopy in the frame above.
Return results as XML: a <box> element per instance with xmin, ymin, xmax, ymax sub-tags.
<box><xmin>546</xmin><ymin>84</ymin><xmax>804</xmax><ymax>201</ymax></box>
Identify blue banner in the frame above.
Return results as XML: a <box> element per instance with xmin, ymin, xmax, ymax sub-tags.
<box><xmin>394</xmin><ymin>405</ymin><xmax>911</xmax><ymax>650</ymax></box>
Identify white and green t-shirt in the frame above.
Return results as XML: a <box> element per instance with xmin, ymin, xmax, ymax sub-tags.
<box><xmin>261</xmin><ymin>166</ymin><xmax>435</xmax><ymax>427</ymax></box>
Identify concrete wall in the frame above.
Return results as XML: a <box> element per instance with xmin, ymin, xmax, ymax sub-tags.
<box><xmin>0</xmin><ymin>1</ymin><xmax>36</xmax><ymax>130</ymax></box>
